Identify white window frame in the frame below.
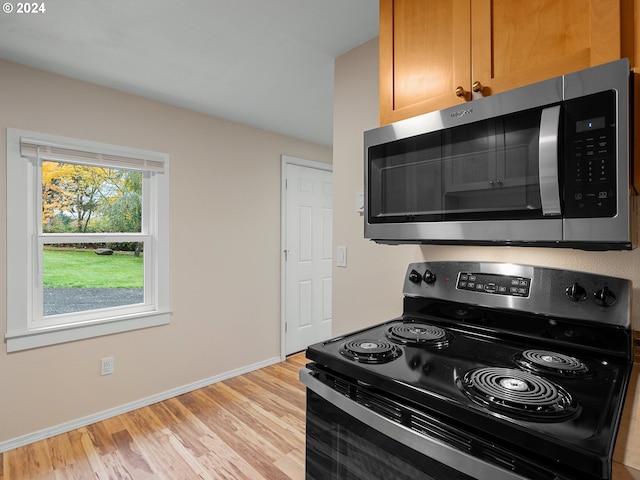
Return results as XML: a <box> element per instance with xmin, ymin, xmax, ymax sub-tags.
<box><xmin>6</xmin><ymin>128</ymin><xmax>171</xmax><ymax>352</ymax></box>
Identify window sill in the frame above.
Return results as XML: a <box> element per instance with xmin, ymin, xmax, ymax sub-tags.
<box><xmin>5</xmin><ymin>310</ymin><xmax>171</xmax><ymax>353</ymax></box>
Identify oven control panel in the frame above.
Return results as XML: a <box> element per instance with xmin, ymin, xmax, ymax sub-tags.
<box><xmin>403</xmin><ymin>261</ymin><xmax>632</xmax><ymax>328</ymax></box>
<box><xmin>456</xmin><ymin>272</ymin><xmax>531</xmax><ymax>297</ymax></box>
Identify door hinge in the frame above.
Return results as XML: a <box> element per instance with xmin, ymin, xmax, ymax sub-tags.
<box><xmin>283</xmin><ymin>249</ymin><xmax>289</xmax><ymax>261</ymax></box>
<box><xmin>285</xmin><ymin>322</ymin><xmax>288</xmax><ymax>332</ymax></box>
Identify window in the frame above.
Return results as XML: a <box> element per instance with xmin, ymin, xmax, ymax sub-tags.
<box><xmin>6</xmin><ymin>129</ymin><xmax>170</xmax><ymax>352</ymax></box>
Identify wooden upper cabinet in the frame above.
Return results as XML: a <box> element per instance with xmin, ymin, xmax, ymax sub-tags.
<box><xmin>379</xmin><ymin>0</ymin><xmax>471</xmax><ymax>125</ymax></box>
<box><xmin>380</xmin><ymin>0</ymin><xmax>632</xmax><ymax>125</ymax></box>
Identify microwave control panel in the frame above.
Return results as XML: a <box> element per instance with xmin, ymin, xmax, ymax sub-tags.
<box><xmin>563</xmin><ymin>90</ymin><xmax>617</xmax><ymax>218</ymax></box>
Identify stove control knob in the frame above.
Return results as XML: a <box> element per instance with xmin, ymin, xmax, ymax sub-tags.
<box><xmin>565</xmin><ymin>283</ymin><xmax>587</xmax><ymax>302</ymax></box>
<box><xmin>408</xmin><ymin>269</ymin><xmax>422</xmax><ymax>284</ymax></box>
<box><xmin>594</xmin><ymin>286</ymin><xmax>616</xmax><ymax>307</ymax></box>
<box><xmin>423</xmin><ymin>269</ymin><xmax>437</xmax><ymax>284</ymax></box>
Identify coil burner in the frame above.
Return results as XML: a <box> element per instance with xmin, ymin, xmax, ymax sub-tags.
<box><xmin>458</xmin><ymin>367</ymin><xmax>579</xmax><ymax>421</ymax></box>
<box><xmin>339</xmin><ymin>339</ymin><xmax>402</xmax><ymax>364</ymax></box>
<box><xmin>515</xmin><ymin>350</ymin><xmax>590</xmax><ymax>377</ymax></box>
<box><xmin>386</xmin><ymin>323</ymin><xmax>452</xmax><ymax>348</ymax></box>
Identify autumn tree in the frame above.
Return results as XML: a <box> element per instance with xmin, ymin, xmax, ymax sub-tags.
<box><xmin>42</xmin><ymin>161</ymin><xmax>142</xmax><ymax>237</ymax></box>
<box><xmin>41</xmin><ymin>161</ymin><xmax>74</xmax><ymax>228</ymax></box>
<box><xmin>104</xmin><ymin>171</ymin><xmax>142</xmax><ymax>233</ymax></box>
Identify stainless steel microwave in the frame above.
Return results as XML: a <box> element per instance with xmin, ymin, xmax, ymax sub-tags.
<box><xmin>364</xmin><ymin>59</ymin><xmax>637</xmax><ymax>250</ymax></box>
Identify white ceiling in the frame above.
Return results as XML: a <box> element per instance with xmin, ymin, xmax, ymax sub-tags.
<box><xmin>0</xmin><ymin>0</ymin><xmax>379</xmax><ymax>147</ymax></box>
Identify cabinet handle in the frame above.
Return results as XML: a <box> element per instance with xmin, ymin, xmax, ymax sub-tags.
<box><xmin>472</xmin><ymin>81</ymin><xmax>483</xmax><ymax>93</ymax></box>
<box><xmin>455</xmin><ymin>86</ymin><xmax>467</xmax><ymax>98</ymax></box>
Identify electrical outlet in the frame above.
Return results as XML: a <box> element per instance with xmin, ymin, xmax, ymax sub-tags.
<box><xmin>101</xmin><ymin>357</ymin><xmax>114</xmax><ymax>376</ymax></box>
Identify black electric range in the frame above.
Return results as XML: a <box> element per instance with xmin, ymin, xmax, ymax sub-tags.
<box><xmin>302</xmin><ymin>261</ymin><xmax>633</xmax><ymax>480</ymax></box>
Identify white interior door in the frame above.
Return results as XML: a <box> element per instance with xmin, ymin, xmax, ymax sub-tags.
<box><xmin>282</xmin><ymin>158</ymin><xmax>333</xmax><ymax>356</ymax></box>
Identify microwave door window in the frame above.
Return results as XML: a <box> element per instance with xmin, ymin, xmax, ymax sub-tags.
<box><xmin>442</xmin><ymin>111</ymin><xmax>543</xmax><ymax>220</ymax></box>
<box><xmin>368</xmin><ymin>107</ymin><xmax>547</xmax><ymax>224</ymax></box>
<box><xmin>369</xmin><ymin>131</ymin><xmax>444</xmax><ymax>221</ymax></box>
<box><xmin>380</xmin><ymin>156</ymin><xmax>443</xmax><ymax>217</ymax></box>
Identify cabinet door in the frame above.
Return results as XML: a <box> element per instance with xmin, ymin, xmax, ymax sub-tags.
<box><xmin>471</xmin><ymin>0</ymin><xmax>624</xmax><ymax>97</ymax></box>
<box><xmin>379</xmin><ymin>0</ymin><xmax>471</xmax><ymax>125</ymax></box>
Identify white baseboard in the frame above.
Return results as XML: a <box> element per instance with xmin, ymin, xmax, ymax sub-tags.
<box><xmin>0</xmin><ymin>356</ymin><xmax>281</xmax><ymax>453</ymax></box>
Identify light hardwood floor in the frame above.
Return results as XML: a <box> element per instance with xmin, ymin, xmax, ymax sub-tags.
<box><xmin>0</xmin><ymin>353</ymin><xmax>308</xmax><ymax>480</ymax></box>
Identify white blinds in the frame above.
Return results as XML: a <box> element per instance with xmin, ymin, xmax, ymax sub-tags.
<box><xmin>20</xmin><ymin>137</ymin><xmax>165</xmax><ymax>173</ymax></box>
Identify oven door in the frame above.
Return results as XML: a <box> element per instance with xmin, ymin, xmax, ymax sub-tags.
<box><xmin>301</xmin><ymin>368</ymin><xmax>536</xmax><ymax>480</ymax></box>
<box><xmin>305</xmin><ymin>388</ymin><xmax>474</xmax><ymax>480</ymax></box>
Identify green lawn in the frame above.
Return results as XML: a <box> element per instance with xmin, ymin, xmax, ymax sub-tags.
<box><xmin>43</xmin><ymin>248</ymin><xmax>143</xmax><ymax>288</ymax></box>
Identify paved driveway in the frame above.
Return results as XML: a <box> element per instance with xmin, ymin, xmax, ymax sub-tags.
<box><xmin>43</xmin><ymin>287</ymin><xmax>144</xmax><ymax>316</ymax></box>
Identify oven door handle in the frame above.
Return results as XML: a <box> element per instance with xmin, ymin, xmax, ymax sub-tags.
<box><xmin>300</xmin><ymin>367</ymin><xmax>530</xmax><ymax>480</ymax></box>
<box><xmin>538</xmin><ymin>105</ymin><xmax>562</xmax><ymax>216</ymax></box>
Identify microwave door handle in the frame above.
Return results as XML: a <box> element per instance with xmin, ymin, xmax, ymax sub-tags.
<box><xmin>538</xmin><ymin>105</ymin><xmax>562</xmax><ymax>216</ymax></box>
